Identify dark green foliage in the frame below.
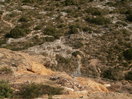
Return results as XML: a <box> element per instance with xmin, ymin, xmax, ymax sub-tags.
<box><xmin>18</xmin><ymin>17</ymin><xmax>29</xmax><ymax>22</ymax></box>
<box><xmin>43</xmin><ymin>26</ymin><xmax>62</xmax><ymax>39</ymax></box>
<box><xmin>5</xmin><ymin>26</ymin><xmax>30</xmax><ymax>38</ymax></box>
<box><xmin>44</xmin><ymin>37</ymin><xmax>55</xmax><ymax>42</ymax></box>
<box><xmin>22</xmin><ymin>0</ymin><xmax>43</xmax><ymax>4</ymax></box>
<box><xmin>68</xmin><ymin>25</ymin><xmax>79</xmax><ymax>34</ymax></box>
<box><xmin>34</xmin><ymin>25</ymin><xmax>42</xmax><ymax>30</ymax></box>
<box><xmin>19</xmin><ymin>83</ymin><xmax>63</xmax><ymax>98</ymax></box>
<box><xmin>0</xmin><ymin>67</ymin><xmax>12</xmax><ymax>75</ymax></box>
<box><xmin>64</xmin><ymin>0</ymin><xmax>78</xmax><ymax>6</ymax></box>
<box><xmin>56</xmin><ymin>55</ymin><xmax>71</xmax><ymax>64</ymax></box>
<box><xmin>102</xmin><ymin>68</ymin><xmax>124</xmax><ymax>80</ymax></box>
<box><xmin>72</xmin><ymin>51</ymin><xmax>82</xmax><ymax>57</ymax></box>
<box><xmin>126</xmin><ymin>14</ymin><xmax>132</xmax><ymax>22</ymax></box>
<box><xmin>125</xmin><ymin>71</ymin><xmax>132</xmax><ymax>80</ymax></box>
<box><xmin>64</xmin><ymin>0</ymin><xmax>88</xmax><ymax>6</ymax></box>
<box><xmin>0</xmin><ymin>80</ymin><xmax>13</xmax><ymax>98</ymax></box>
<box><xmin>86</xmin><ymin>16</ymin><xmax>111</xmax><ymax>25</ymax></box>
<box><xmin>86</xmin><ymin>7</ymin><xmax>108</xmax><ymax>15</ymax></box>
<box><xmin>123</xmin><ymin>49</ymin><xmax>132</xmax><ymax>60</ymax></box>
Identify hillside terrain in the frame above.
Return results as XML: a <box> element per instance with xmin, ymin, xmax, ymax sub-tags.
<box><xmin>0</xmin><ymin>0</ymin><xmax>132</xmax><ymax>98</ymax></box>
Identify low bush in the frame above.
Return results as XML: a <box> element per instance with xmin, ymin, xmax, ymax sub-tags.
<box><xmin>67</xmin><ymin>25</ymin><xmax>79</xmax><ymax>34</ymax></box>
<box><xmin>43</xmin><ymin>26</ymin><xmax>62</xmax><ymax>39</ymax></box>
<box><xmin>85</xmin><ymin>7</ymin><xmax>109</xmax><ymax>15</ymax></box>
<box><xmin>56</xmin><ymin>55</ymin><xmax>71</xmax><ymax>64</ymax></box>
<box><xmin>22</xmin><ymin>0</ymin><xmax>43</xmax><ymax>4</ymax></box>
<box><xmin>126</xmin><ymin>14</ymin><xmax>132</xmax><ymax>22</ymax></box>
<box><xmin>125</xmin><ymin>71</ymin><xmax>132</xmax><ymax>80</ymax></box>
<box><xmin>18</xmin><ymin>17</ymin><xmax>29</xmax><ymax>22</ymax></box>
<box><xmin>102</xmin><ymin>68</ymin><xmax>124</xmax><ymax>80</ymax></box>
<box><xmin>123</xmin><ymin>49</ymin><xmax>132</xmax><ymax>60</ymax></box>
<box><xmin>5</xmin><ymin>26</ymin><xmax>30</xmax><ymax>38</ymax></box>
<box><xmin>0</xmin><ymin>80</ymin><xmax>13</xmax><ymax>98</ymax></box>
<box><xmin>86</xmin><ymin>16</ymin><xmax>111</xmax><ymax>25</ymax></box>
<box><xmin>19</xmin><ymin>83</ymin><xmax>63</xmax><ymax>98</ymax></box>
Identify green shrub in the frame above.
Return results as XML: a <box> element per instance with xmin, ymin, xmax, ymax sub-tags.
<box><xmin>19</xmin><ymin>83</ymin><xmax>63</xmax><ymax>98</ymax></box>
<box><xmin>0</xmin><ymin>80</ymin><xmax>13</xmax><ymax>98</ymax></box>
<box><xmin>18</xmin><ymin>17</ymin><xmax>29</xmax><ymax>22</ymax></box>
<box><xmin>43</xmin><ymin>26</ymin><xmax>62</xmax><ymax>39</ymax></box>
<box><xmin>85</xmin><ymin>7</ymin><xmax>108</xmax><ymax>15</ymax></box>
<box><xmin>102</xmin><ymin>68</ymin><xmax>124</xmax><ymax>80</ymax></box>
<box><xmin>86</xmin><ymin>16</ymin><xmax>111</xmax><ymax>25</ymax></box>
<box><xmin>126</xmin><ymin>14</ymin><xmax>132</xmax><ymax>22</ymax></box>
<box><xmin>5</xmin><ymin>26</ymin><xmax>30</xmax><ymax>38</ymax></box>
<box><xmin>0</xmin><ymin>67</ymin><xmax>12</xmax><ymax>75</ymax></box>
<box><xmin>125</xmin><ymin>71</ymin><xmax>132</xmax><ymax>80</ymax></box>
<box><xmin>34</xmin><ymin>25</ymin><xmax>42</xmax><ymax>30</ymax></box>
<box><xmin>56</xmin><ymin>55</ymin><xmax>71</xmax><ymax>64</ymax></box>
<box><xmin>64</xmin><ymin>0</ymin><xmax>88</xmax><ymax>6</ymax></box>
<box><xmin>67</xmin><ymin>25</ymin><xmax>79</xmax><ymax>34</ymax></box>
<box><xmin>64</xmin><ymin>0</ymin><xmax>77</xmax><ymax>6</ymax></box>
<box><xmin>123</xmin><ymin>49</ymin><xmax>132</xmax><ymax>60</ymax></box>
<box><xmin>22</xmin><ymin>0</ymin><xmax>43</xmax><ymax>4</ymax></box>
<box><xmin>72</xmin><ymin>51</ymin><xmax>82</xmax><ymax>57</ymax></box>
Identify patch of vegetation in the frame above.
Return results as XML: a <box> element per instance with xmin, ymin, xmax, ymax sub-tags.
<box><xmin>125</xmin><ymin>71</ymin><xmax>132</xmax><ymax>80</ymax></box>
<box><xmin>67</xmin><ymin>25</ymin><xmax>79</xmax><ymax>34</ymax></box>
<box><xmin>22</xmin><ymin>0</ymin><xmax>43</xmax><ymax>4</ymax></box>
<box><xmin>102</xmin><ymin>68</ymin><xmax>124</xmax><ymax>80</ymax></box>
<box><xmin>0</xmin><ymin>80</ymin><xmax>13</xmax><ymax>98</ymax></box>
<box><xmin>72</xmin><ymin>51</ymin><xmax>82</xmax><ymax>57</ymax></box>
<box><xmin>86</xmin><ymin>16</ymin><xmax>111</xmax><ymax>25</ymax></box>
<box><xmin>5</xmin><ymin>26</ymin><xmax>30</xmax><ymax>38</ymax></box>
<box><xmin>85</xmin><ymin>7</ymin><xmax>109</xmax><ymax>15</ymax></box>
<box><xmin>56</xmin><ymin>55</ymin><xmax>71</xmax><ymax>64</ymax></box>
<box><xmin>0</xmin><ymin>67</ymin><xmax>12</xmax><ymax>75</ymax></box>
<box><xmin>34</xmin><ymin>25</ymin><xmax>42</xmax><ymax>30</ymax></box>
<box><xmin>126</xmin><ymin>14</ymin><xmax>132</xmax><ymax>22</ymax></box>
<box><xmin>19</xmin><ymin>83</ymin><xmax>63</xmax><ymax>98</ymax></box>
<box><xmin>72</xmin><ymin>41</ymin><xmax>84</xmax><ymax>49</ymax></box>
<box><xmin>18</xmin><ymin>16</ymin><xmax>29</xmax><ymax>22</ymax></box>
<box><xmin>123</xmin><ymin>49</ymin><xmax>132</xmax><ymax>60</ymax></box>
<box><xmin>64</xmin><ymin>0</ymin><xmax>87</xmax><ymax>6</ymax></box>
<box><xmin>43</xmin><ymin>26</ymin><xmax>62</xmax><ymax>39</ymax></box>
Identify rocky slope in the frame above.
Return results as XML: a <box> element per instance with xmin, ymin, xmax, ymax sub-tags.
<box><xmin>0</xmin><ymin>0</ymin><xmax>132</xmax><ymax>98</ymax></box>
<box><xmin>0</xmin><ymin>48</ymin><xmax>132</xmax><ymax>99</ymax></box>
